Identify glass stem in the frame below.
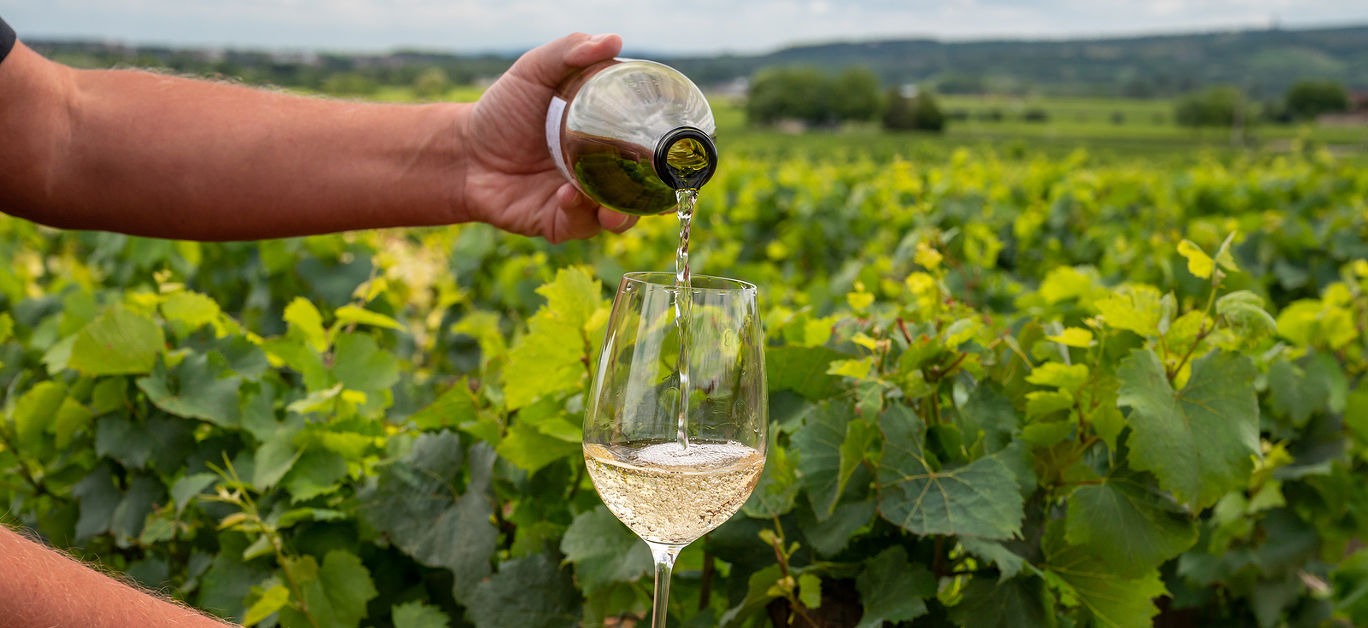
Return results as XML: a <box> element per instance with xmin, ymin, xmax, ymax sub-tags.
<box><xmin>648</xmin><ymin>542</ymin><xmax>683</xmax><ymax>628</ymax></box>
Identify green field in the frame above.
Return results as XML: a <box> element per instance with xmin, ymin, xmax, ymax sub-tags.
<box><xmin>2</xmin><ymin>83</ymin><xmax>1368</xmax><ymax>628</ymax></box>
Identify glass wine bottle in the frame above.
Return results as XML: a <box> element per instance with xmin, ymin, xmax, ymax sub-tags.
<box><xmin>545</xmin><ymin>59</ymin><xmax>718</xmax><ymax>216</ymax></box>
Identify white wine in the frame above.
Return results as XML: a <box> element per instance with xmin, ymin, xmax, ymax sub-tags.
<box><xmin>584</xmin><ymin>441</ymin><xmax>764</xmax><ymax>546</ymax></box>
<box><xmin>673</xmin><ymin>188</ymin><xmax>697</xmax><ymax>449</ymax></box>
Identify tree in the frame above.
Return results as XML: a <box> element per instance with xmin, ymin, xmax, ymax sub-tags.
<box><xmin>1174</xmin><ymin>86</ymin><xmax>1243</xmax><ymax>128</ymax></box>
<box><xmin>829</xmin><ymin>68</ymin><xmax>882</xmax><ymax>123</ymax></box>
<box><xmin>1285</xmin><ymin>80</ymin><xmax>1349</xmax><ymax>120</ymax></box>
<box><xmin>412</xmin><ymin>67</ymin><xmax>452</xmax><ymax>100</ymax></box>
<box><xmin>745</xmin><ymin>67</ymin><xmax>829</xmax><ymax>125</ymax></box>
<box><xmin>883</xmin><ymin>87</ymin><xmax>944</xmax><ymax>133</ymax></box>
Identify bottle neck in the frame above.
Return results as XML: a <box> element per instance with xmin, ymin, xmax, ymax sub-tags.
<box><xmin>654</xmin><ymin>126</ymin><xmax>718</xmax><ymax>190</ymax></box>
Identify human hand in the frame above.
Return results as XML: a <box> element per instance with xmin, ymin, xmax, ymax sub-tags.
<box><xmin>459</xmin><ymin>33</ymin><xmax>639</xmax><ymax>243</ymax></box>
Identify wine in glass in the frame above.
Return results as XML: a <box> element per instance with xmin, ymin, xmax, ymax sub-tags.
<box><xmin>583</xmin><ymin>272</ymin><xmax>767</xmax><ymax>627</ymax></box>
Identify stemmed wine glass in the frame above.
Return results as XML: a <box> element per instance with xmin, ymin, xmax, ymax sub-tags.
<box><xmin>583</xmin><ymin>272</ymin><xmax>767</xmax><ymax>627</ymax></box>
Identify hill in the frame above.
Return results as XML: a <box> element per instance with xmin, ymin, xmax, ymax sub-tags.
<box><xmin>662</xmin><ymin>25</ymin><xmax>1368</xmax><ymax>98</ymax></box>
<box><xmin>28</xmin><ymin>24</ymin><xmax>1368</xmax><ymax>99</ymax></box>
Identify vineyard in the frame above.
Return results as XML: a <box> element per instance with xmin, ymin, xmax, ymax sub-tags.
<box><xmin>2</xmin><ymin>139</ymin><xmax>1367</xmax><ymax>627</ymax></box>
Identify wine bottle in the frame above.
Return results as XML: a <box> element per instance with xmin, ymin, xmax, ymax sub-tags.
<box><xmin>546</xmin><ymin>59</ymin><xmax>718</xmax><ymax>216</ymax></box>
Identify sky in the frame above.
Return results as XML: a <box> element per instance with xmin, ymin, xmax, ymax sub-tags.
<box><xmin>3</xmin><ymin>0</ymin><xmax>1367</xmax><ymax>56</ymax></box>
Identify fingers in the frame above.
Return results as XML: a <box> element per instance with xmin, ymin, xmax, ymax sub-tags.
<box><xmin>546</xmin><ymin>183</ymin><xmax>638</xmax><ymax>243</ymax></box>
<box><xmin>597</xmin><ymin>206</ymin><xmax>638</xmax><ymax>234</ymax></box>
<box><xmin>507</xmin><ymin>32</ymin><xmax>623</xmax><ymax>91</ymax></box>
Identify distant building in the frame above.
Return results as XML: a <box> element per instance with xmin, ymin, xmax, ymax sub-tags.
<box><xmin>1316</xmin><ymin>89</ymin><xmax>1368</xmax><ymax>127</ymax></box>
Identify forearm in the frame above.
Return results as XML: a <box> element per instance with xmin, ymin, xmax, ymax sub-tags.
<box><xmin>0</xmin><ymin>526</ymin><xmax>233</xmax><ymax>627</ymax></box>
<box><xmin>0</xmin><ymin>43</ymin><xmax>470</xmax><ymax>241</ymax></box>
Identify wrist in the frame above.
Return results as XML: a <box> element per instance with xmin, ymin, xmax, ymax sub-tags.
<box><xmin>444</xmin><ymin>102</ymin><xmax>475</xmax><ymax>225</ymax></box>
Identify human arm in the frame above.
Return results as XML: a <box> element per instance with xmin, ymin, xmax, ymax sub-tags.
<box><xmin>0</xmin><ymin>525</ymin><xmax>234</xmax><ymax>627</ymax></box>
<box><xmin>0</xmin><ymin>32</ymin><xmax>635</xmax><ymax>243</ymax></box>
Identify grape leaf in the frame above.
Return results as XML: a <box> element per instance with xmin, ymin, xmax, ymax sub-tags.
<box><xmin>1065</xmin><ymin>466</ymin><xmax>1197</xmax><ymax>576</ymax></box>
<box><xmin>1044</xmin><ymin>523</ymin><xmax>1166</xmax><ymax>628</ymax></box>
<box><xmin>855</xmin><ymin>545</ymin><xmax>935</xmax><ymax>628</ymax></box>
<box><xmin>11</xmin><ymin>381</ymin><xmax>65</xmax><ymax>451</ymax></box>
<box><xmin>332</xmin><ymin>333</ymin><xmax>399</xmax><ymax>412</ymax></box>
<box><xmin>959</xmin><ymin>383</ymin><xmax>1019</xmax><ymax>454</ymax></box>
<box><xmin>876</xmin><ymin>404</ymin><xmax>1024</xmax><ymax>539</ymax></box>
<box><xmin>357</xmin><ymin>431</ymin><xmax>497</xmax><ymax>603</ymax></box>
<box><xmin>559</xmin><ymin>506</ymin><xmax>652</xmax><ymax>592</ymax></box>
<box><xmin>136</xmin><ymin>352</ymin><xmax>242</xmax><ymax>427</ymax></box>
<box><xmin>283</xmin><ymin>297</ymin><xmax>328</xmax><ymax>353</ymax></box>
<box><xmin>68</xmin><ymin>306</ymin><xmax>165</xmax><ymax>375</ymax></box>
<box><xmin>161</xmin><ymin>291</ymin><xmax>221</xmax><ymax>331</ymax></box>
<box><xmin>465</xmin><ymin>553</ymin><xmax>580</xmax><ymax>628</ymax></box>
<box><xmin>282</xmin><ymin>449</ymin><xmax>348</xmax><ymax>502</ymax></box>
<box><xmin>242</xmin><ymin>584</ymin><xmax>289</xmax><ymax>626</ymax></box>
<box><xmin>958</xmin><ymin>536</ymin><xmax>1028</xmax><ymax>581</ymax></box>
<box><xmin>197</xmin><ymin>532</ymin><xmax>269</xmax><ymax>622</ymax></box>
<box><xmin>791</xmin><ymin>400</ymin><xmax>866</xmax><ymax>518</ymax></box>
<box><xmin>719</xmin><ymin>565</ymin><xmax>784</xmax><ymax>627</ymax></box>
<box><xmin>799</xmin><ymin>498</ymin><xmax>877</xmax><ymax>557</ymax></box>
<box><xmin>1117</xmin><ymin>349</ymin><xmax>1259</xmax><ymax>509</ymax></box>
<box><xmin>766</xmin><ymin>345</ymin><xmax>848</xmax><ymax>400</ymax></box>
<box><xmin>73</xmin><ymin>463</ymin><xmax>121</xmax><ymax>541</ymax></box>
<box><xmin>171</xmin><ymin>472</ymin><xmax>218</xmax><ymax>513</ymax></box>
<box><xmin>111</xmin><ymin>474</ymin><xmax>163</xmax><ymax>546</ymax></box>
<box><xmin>947</xmin><ymin>575</ymin><xmax>1056</xmax><ymax>628</ymax></box>
<box><xmin>392</xmin><ymin>601</ymin><xmax>450</xmax><ymax>628</ymax></box>
<box><xmin>742</xmin><ymin>431</ymin><xmax>799</xmax><ymax>518</ymax></box>
<box><xmin>409</xmin><ymin>380</ymin><xmax>480</xmax><ymax>430</ymax></box>
<box><xmin>495</xmin><ymin>421</ymin><xmax>581</xmax><ymax>473</ymax></box>
<box><xmin>1094</xmin><ymin>284</ymin><xmax>1164</xmax><ymax>337</ymax></box>
<box><xmin>502</xmin><ymin>267</ymin><xmax>606</xmax><ymax>410</ymax></box>
<box><xmin>279</xmin><ymin>550</ymin><xmax>377</xmax><ymax>628</ymax></box>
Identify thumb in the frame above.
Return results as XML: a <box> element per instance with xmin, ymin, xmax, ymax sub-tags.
<box><xmin>507</xmin><ymin>33</ymin><xmax>623</xmax><ymax>90</ymax></box>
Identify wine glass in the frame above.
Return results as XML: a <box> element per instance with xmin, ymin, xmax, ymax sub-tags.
<box><xmin>583</xmin><ymin>272</ymin><xmax>767</xmax><ymax>627</ymax></box>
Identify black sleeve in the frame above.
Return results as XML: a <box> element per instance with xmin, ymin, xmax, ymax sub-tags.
<box><xmin>0</xmin><ymin>17</ymin><xmax>16</xmax><ymax>67</ymax></box>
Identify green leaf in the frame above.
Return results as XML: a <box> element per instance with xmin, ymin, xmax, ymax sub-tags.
<box><xmin>136</xmin><ymin>353</ymin><xmax>242</xmax><ymax>427</ymax></box>
<box><xmin>856</xmin><ymin>545</ymin><xmax>935</xmax><ymax>627</ymax></box>
<box><xmin>51</xmin><ymin>397</ymin><xmax>95</xmax><ymax>448</ymax></box>
<box><xmin>333</xmin><ymin>305</ymin><xmax>405</xmax><ymax>331</ymax></box>
<box><xmin>1044</xmin><ymin>523</ymin><xmax>1166</xmax><ymax>628</ymax></box>
<box><xmin>958</xmin><ymin>536</ymin><xmax>1027</xmax><ymax>581</ymax></box>
<box><xmin>332</xmin><ymin>334</ymin><xmax>399</xmax><ymax>409</ymax></box>
<box><xmin>495</xmin><ymin>421</ymin><xmax>581</xmax><ymax>473</ymax></box>
<box><xmin>198</xmin><ymin>532</ymin><xmax>269</xmax><ymax>622</ymax></box>
<box><xmin>253</xmin><ymin>429</ymin><xmax>302</xmax><ymax>490</ymax></box>
<box><xmin>1117</xmin><ymin>349</ymin><xmax>1259</xmax><ymax>509</ymax></box>
<box><xmin>560</xmin><ymin>506</ymin><xmax>652</xmax><ymax>591</ymax></box>
<box><xmin>501</xmin><ymin>267</ymin><xmax>606</xmax><ymax>410</ymax></box>
<box><xmin>172</xmin><ymin>473</ymin><xmax>218</xmax><ymax>513</ymax></box>
<box><xmin>11</xmin><ymin>381</ymin><xmax>65</xmax><ymax>450</ymax></box>
<box><xmin>719</xmin><ymin>565</ymin><xmax>784</xmax><ymax>626</ymax></box>
<box><xmin>1027</xmin><ymin>362</ymin><xmax>1089</xmax><ymax>390</ymax></box>
<box><xmin>1176</xmin><ymin>239</ymin><xmax>1214</xmax><ymax>279</ymax></box>
<box><xmin>392</xmin><ymin>601</ymin><xmax>450</xmax><ymax>628</ymax></box>
<box><xmin>161</xmin><ymin>291</ymin><xmax>221</xmax><ymax>330</ymax></box>
<box><xmin>357</xmin><ymin>431</ymin><xmax>497</xmax><ymax>603</ymax></box>
<box><xmin>876</xmin><ymin>404</ymin><xmax>1024</xmax><ymax>539</ymax></box>
<box><xmin>282</xmin><ymin>449</ymin><xmax>348</xmax><ymax>502</ymax></box>
<box><xmin>409</xmin><ymin>380</ymin><xmax>480</xmax><ymax>430</ymax></box>
<box><xmin>960</xmin><ymin>383</ymin><xmax>1019</xmax><ymax>453</ymax></box>
<box><xmin>1065</xmin><ymin>467</ymin><xmax>1197</xmax><ymax>577</ymax></box>
<box><xmin>799</xmin><ymin>497</ymin><xmax>876</xmax><ymax>558</ymax></box>
<box><xmin>242</xmin><ymin>584</ymin><xmax>290</xmax><ymax>626</ymax></box>
<box><xmin>766</xmin><ymin>345</ymin><xmax>848</xmax><ymax>401</ymax></box>
<box><xmin>68</xmin><ymin>306</ymin><xmax>165</xmax><ymax>375</ymax></box>
<box><xmin>1094</xmin><ymin>284</ymin><xmax>1164</xmax><ymax>337</ymax></box>
<box><xmin>465</xmin><ymin>553</ymin><xmax>580</xmax><ymax>628</ymax></box>
<box><xmin>73</xmin><ymin>463</ymin><xmax>121</xmax><ymax>540</ymax></box>
<box><xmin>742</xmin><ymin>430</ymin><xmax>799</xmax><ymax>518</ymax></box>
<box><xmin>947</xmin><ymin>575</ymin><xmax>1056</xmax><ymax>628</ymax></box>
<box><xmin>96</xmin><ymin>414</ymin><xmax>193</xmax><ymax>471</ymax></box>
<box><xmin>792</xmin><ymin>400</ymin><xmax>866</xmax><ymax>518</ymax></box>
<box><xmin>284</xmin><ymin>297</ymin><xmax>328</xmax><ymax>353</ymax></box>
<box><xmin>111</xmin><ymin>474</ymin><xmax>163</xmax><ymax>545</ymax></box>
<box><xmin>280</xmin><ymin>550</ymin><xmax>378</xmax><ymax>628</ymax></box>
<box><xmin>798</xmin><ymin>572</ymin><xmax>823</xmax><ymax>610</ymax></box>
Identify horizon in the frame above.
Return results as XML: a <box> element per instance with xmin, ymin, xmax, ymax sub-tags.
<box><xmin>18</xmin><ymin>18</ymin><xmax>1368</xmax><ymax>60</ymax></box>
<box><xmin>4</xmin><ymin>0</ymin><xmax>1368</xmax><ymax>57</ymax></box>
